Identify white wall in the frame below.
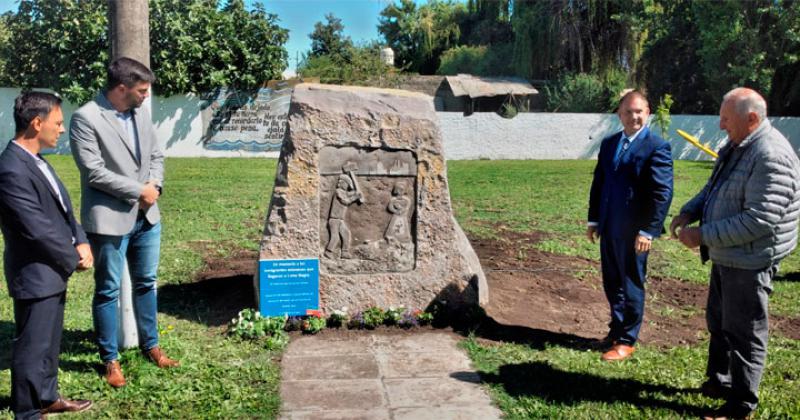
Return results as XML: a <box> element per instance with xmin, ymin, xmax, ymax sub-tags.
<box><xmin>3</xmin><ymin>87</ymin><xmax>800</xmax><ymax>160</ymax></box>
<box><xmin>437</xmin><ymin>112</ymin><xmax>800</xmax><ymax>161</ymax></box>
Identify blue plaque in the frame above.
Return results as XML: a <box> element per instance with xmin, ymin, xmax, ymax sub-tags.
<box><xmin>258</xmin><ymin>258</ymin><xmax>320</xmax><ymax>316</ymax></box>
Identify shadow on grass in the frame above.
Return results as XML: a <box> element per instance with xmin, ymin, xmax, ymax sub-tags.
<box><xmin>0</xmin><ymin>321</ymin><xmax>97</xmax><ymax>373</ymax></box>
<box><xmin>158</xmin><ymin>274</ymin><xmax>255</xmax><ymax>327</ymax></box>
<box><xmin>775</xmin><ymin>271</ymin><xmax>800</xmax><ymax>282</ymax></box>
<box><xmin>468</xmin><ymin>316</ymin><xmax>599</xmax><ymax>351</ymax></box>
<box><xmin>455</xmin><ymin>361</ymin><xmax>702</xmax><ymax>417</ymax></box>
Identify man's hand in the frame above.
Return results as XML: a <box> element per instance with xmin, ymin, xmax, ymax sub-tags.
<box><xmin>670</xmin><ymin>213</ymin><xmax>692</xmax><ymax>239</ymax></box>
<box><xmin>586</xmin><ymin>225</ymin><xmax>599</xmax><ymax>243</ymax></box>
<box><xmin>139</xmin><ymin>182</ymin><xmax>160</xmax><ymax>209</ymax></box>
<box><xmin>678</xmin><ymin>226</ymin><xmax>702</xmax><ymax>248</ymax></box>
<box><xmin>635</xmin><ymin>234</ymin><xmax>652</xmax><ymax>254</ymax></box>
<box><xmin>76</xmin><ymin>243</ymin><xmax>93</xmax><ymax>271</ymax></box>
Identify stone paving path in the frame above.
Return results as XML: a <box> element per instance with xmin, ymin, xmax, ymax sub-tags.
<box><xmin>278</xmin><ymin>331</ymin><xmax>502</xmax><ymax>420</ymax></box>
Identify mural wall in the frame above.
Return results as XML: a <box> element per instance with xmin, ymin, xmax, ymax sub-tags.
<box><xmin>1</xmin><ymin>87</ymin><xmax>799</xmax><ymax>160</ymax></box>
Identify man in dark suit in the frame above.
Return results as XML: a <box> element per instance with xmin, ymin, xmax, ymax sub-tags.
<box><xmin>0</xmin><ymin>92</ymin><xmax>94</xmax><ymax>419</ymax></box>
<box><xmin>587</xmin><ymin>91</ymin><xmax>674</xmax><ymax>361</ymax></box>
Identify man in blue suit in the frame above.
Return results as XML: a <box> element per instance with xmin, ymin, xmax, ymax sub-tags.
<box><xmin>0</xmin><ymin>92</ymin><xmax>94</xmax><ymax>419</ymax></box>
<box><xmin>587</xmin><ymin>91</ymin><xmax>673</xmax><ymax>361</ymax></box>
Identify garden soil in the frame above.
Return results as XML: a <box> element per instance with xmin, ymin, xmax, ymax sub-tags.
<box><xmin>472</xmin><ymin>230</ymin><xmax>800</xmax><ymax>346</ymax></box>
<box><xmin>194</xmin><ymin>231</ymin><xmax>800</xmax><ymax>345</ymax></box>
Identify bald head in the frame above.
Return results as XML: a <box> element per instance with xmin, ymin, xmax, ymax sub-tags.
<box><xmin>719</xmin><ymin>88</ymin><xmax>767</xmax><ymax>144</ymax></box>
<box><xmin>723</xmin><ymin>87</ymin><xmax>767</xmax><ymax>121</ymax></box>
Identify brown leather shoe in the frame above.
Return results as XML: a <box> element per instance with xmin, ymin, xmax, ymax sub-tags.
<box><xmin>146</xmin><ymin>346</ymin><xmax>180</xmax><ymax>368</ymax></box>
<box><xmin>41</xmin><ymin>397</ymin><xmax>93</xmax><ymax>415</ymax></box>
<box><xmin>601</xmin><ymin>343</ymin><xmax>636</xmax><ymax>361</ymax></box>
<box><xmin>105</xmin><ymin>360</ymin><xmax>126</xmax><ymax>388</ymax></box>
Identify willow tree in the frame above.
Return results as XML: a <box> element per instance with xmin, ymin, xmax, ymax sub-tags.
<box><xmin>511</xmin><ymin>0</ymin><xmax>648</xmax><ymax>80</ymax></box>
<box><xmin>378</xmin><ymin>0</ymin><xmax>465</xmax><ymax>74</ymax></box>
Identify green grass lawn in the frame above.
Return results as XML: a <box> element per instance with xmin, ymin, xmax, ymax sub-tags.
<box><xmin>448</xmin><ymin>160</ymin><xmax>800</xmax><ymax>419</ymax></box>
<box><xmin>0</xmin><ymin>158</ymin><xmax>797</xmax><ymax>418</ymax></box>
<box><xmin>0</xmin><ymin>157</ymin><xmax>280</xmax><ymax>419</ymax></box>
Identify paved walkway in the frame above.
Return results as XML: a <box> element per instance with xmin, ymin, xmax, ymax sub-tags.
<box><xmin>278</xmin><ymin>331</ymin><xmax>502</xmax><ymax>420</ymax></box>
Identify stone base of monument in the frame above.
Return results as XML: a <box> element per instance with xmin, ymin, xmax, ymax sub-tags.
<box><xmin>257</xmin><ymin>83</ymin><xmax>487</xmax><ymax>315</ymax></box>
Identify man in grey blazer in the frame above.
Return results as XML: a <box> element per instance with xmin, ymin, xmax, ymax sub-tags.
<box><xmin>70</xmin><ymin>57</ymin><xmax>178</xmax><ymax>388</ymax></box>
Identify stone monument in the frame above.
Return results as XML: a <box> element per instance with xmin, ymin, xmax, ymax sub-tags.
<box><xmin>258</xmin><ymin>83</ymin><xmax>487</xmax><ymax>313</ymax></box>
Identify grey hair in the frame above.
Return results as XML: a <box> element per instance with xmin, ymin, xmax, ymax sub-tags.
<box><xmin>723</xmin><ymin>88</ymin><xmax>767</xmax><ymax>121</ymax></box>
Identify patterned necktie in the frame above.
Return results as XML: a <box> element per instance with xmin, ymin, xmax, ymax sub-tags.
<box><xmin>614</xmin><ymin>137</ymin><xmax>631</xmax><ymax>168</ymax></box>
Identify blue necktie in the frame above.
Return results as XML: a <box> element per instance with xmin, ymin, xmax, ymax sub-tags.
<box><xmin>614</xmin><ymin>137</ymin><xmax>631</xmax><ymax>168</ymax></box>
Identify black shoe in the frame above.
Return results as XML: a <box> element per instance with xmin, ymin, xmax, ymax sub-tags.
<box><xmin>701</xmin><ymin>402</ymin><xmax>753</xmax><ymax>420</ymax></box>
<box><xmin>590</xmin><ymin>334</ymin><xmax>615</xmax><ymax>351</ymax></box>
<box><xmin>700</xmin><ymin>380</ymin><xmax>732</xmax><ymax>400</ymax></box>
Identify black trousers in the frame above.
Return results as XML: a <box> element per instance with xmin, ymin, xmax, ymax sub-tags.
<box><xmin>11</xmin><ymin>292</ymin><xmax>65</xmax><ymax>420</ymax></box>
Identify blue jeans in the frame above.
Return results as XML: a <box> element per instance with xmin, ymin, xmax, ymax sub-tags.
<box><xmin>89</xmin><ymin>217</ymin><xmax>161</xmax><ymax>363</ymax></box>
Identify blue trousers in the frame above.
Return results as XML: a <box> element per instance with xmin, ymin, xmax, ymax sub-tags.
<box><xmin>88</xmin><ymin>217</ymin><xmax>161</xmax><ymax>363</ymax></box>
<box><xmin>706</xmin><ymin>263</ymin><xmax>774</xmax><ymax>414</ymax></box>
<box><xmin>600</xmin><ymin>235</ymin><xmax>648</xmax><ymax>345</ymax></box>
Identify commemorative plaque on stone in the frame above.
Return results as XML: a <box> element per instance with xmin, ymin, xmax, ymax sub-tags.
<box><xmin>257</xmin><ymin>83</ymin><xmax>487</xmax><ymax>314</ymax></box>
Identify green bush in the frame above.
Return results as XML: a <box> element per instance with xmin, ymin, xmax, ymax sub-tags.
<box><xmin>437</xmin><ymin>44</ymin><xmax>514</xmax><ymax>76</ymax></box>
<box><xmin>384</xmin><ymin>306</ymin><xmax>404</xmax><ymax>326</ymax></box>
<box><xmin>361</xmin><ymin>307</ymin><xmax>387</xmax><ymax>329</ymax></box>
<box><xmin>544</xmin><ymin>73</ymin><xmax>606</xmax><ymax>112</ymax></box>
<box><xmin>228</xmin><ymin>309</ymin><xmax>289</xmax><ymax>350</ymax></box>
<box><xmin>327</xmin><ymin>308</ymin><xmax>349</xmax><ymax>328</ymax></box>
<box><xmin>228</xmin><ymin>309</ymin><xmax>286</xmax><ymax>340</ymax></box>
<box><xmin>301</xmin><ymin>316</ymin><xmax>327</xmax><ymax>334</ymax></box>
<box><xmin>544</xmin><ymin>70</ymin><xmax>631</xmax><ymax>113</ymax></box>
<box><xmin>299</xmin><ymin>43</ymin><xmax>394</xmax><ymax>85</ymax></box>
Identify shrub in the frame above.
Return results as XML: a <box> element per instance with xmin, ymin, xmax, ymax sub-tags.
<box><xmin>361</xmin><ymin>306</ymin><xmax>386</xmax><ymax>329</ymax></box>
<box><xmin>264</xmin><ymin>331</ymin><xmax>290</xmax><ymax>350</ymax></box>
<box><xmin>301</xmin><ymin>315</ymin><xmax>326</xmax><ymax>334</ymax></box>
<box><xmin>327</xmin><ymin>308</ymin><xmax>349</xmax><ymax>328</ymax></box>
<box><xmin>544</xmin><ymin>73</ymin><xmax>606</xmax><ymax>112</ymax></box>
<box><xmin>228</xmin><ymin>309</ymin><xmax>289</xmax><ymax>351</ymax></box>
<box><xmin>416</xmin><ymin>310</ymin><xmax>435</xmax><ymax>326</ymax></box>
<box><xmin>384</xmin><ymin>306</ymin><xmax>404</xmax><ymax>326</ymax></box>
<box><xmin>544</xmin><ymin>70</ymin><xmax>632</xmax><ymax>113</ymax></box>
<box><xmin>228</xmin><ymin>309</ymin><xmax>286</xmax><ymax>340</ymax></box>
<box><xmin>437</xmin><ymin>43</ymin><xmax>514</xmax><ymax>76</ymax></box>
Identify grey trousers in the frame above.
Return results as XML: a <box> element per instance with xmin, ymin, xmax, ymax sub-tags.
<box><xmin>706</xmin><ymin>263</ymin><xmax>775</xmax><ymax>413</ymax></box>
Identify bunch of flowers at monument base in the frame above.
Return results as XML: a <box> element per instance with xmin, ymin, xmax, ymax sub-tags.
<box><xmin>227</xmin><ymin>306</ymin><xmax>437</xmax><ymax>348</ymax></box>
<box><xmin>228</xmin><ymin>308</ymin><xmax>290</xmax><ymax>350</ymax></box>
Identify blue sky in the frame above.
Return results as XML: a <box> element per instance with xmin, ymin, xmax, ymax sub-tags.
<box><xmin>0</xmin><ymin>0</ymin><xmax>449</xmax><ymax>75</ymax></box>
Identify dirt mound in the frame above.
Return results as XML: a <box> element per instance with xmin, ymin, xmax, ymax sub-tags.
<box><xmin>472</xmin><ymin>231</ymin><xmax>800</xmax><ymax>346</ymax></box>
<box><xmin>190</xmin><ymin>233</ymin><xmax>800</xmax><ymax>344</ymax></box>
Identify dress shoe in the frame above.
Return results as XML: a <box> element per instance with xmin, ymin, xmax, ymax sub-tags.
<box><xmin>105</xmin><ymin>360</ymin><xmax>126</xmax><ymax>388</ymax></box>
<box><xmin>601</xmin><ymin>343</ymin><xmax>635</xmax><ymax>361</ymax></box>
<box><xmin>41</xmin><ymin>397</ymin><xmax>93</xmax><ymax>415</ymax></box>
<box><xmin>146</xmin><ymin>346</ymin><xmax>180</xmax><ymax>368</ymax></box>
<box><xmin>702</xmin><ymin>403</ymin><xmax>753</xmax><ymax>420</ymax></box>
<box><xmin>700</xmin><ymin>380</ymin><xmax>732</xmax><ymax>400</ymax></box>
<box><xmin>590</xmin><ymin>334</ymin><xmax>615</xmax><ymax>351</ymax></box>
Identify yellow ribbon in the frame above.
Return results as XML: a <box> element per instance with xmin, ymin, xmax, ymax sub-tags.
<box><xmin>676</xmin><ymin>129</ymin><xmax>719</xmax><ymax>159</ymax></box>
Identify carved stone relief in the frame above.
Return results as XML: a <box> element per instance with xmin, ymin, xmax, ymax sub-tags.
<box><xmin>319</xmin><ymin>147</ymin><xmax>416</xmax><ymax>274</ymax></box>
